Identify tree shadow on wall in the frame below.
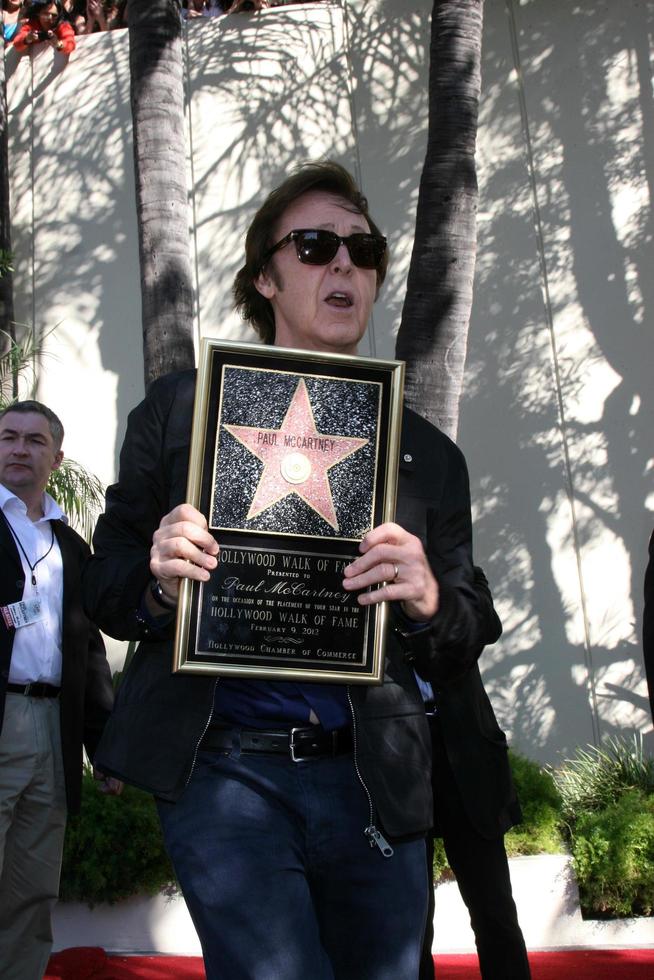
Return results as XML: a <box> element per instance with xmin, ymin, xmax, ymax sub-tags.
<box><xmin>6</xmin><ymin>30</ymin><xmax>141</xmax><ymax>472</ymax></box>
<box><xmin>460</xmin><ymin>0</ymin><xmax>654</xmax><ymax>762</ymax></box>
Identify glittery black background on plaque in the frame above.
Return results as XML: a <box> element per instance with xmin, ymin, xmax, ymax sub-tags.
<box><xmin>211</xmin><ymin>368</ymin><xmax>379</xmax><ymax>538</ymax></box>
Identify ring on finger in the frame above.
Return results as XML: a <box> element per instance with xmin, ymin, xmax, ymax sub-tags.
<box><xmin>392</xmin><ymin>563</ymin><xmax>400</xmax><ymax>581</ymax></box>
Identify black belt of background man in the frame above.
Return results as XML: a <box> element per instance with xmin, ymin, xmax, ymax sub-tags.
<box><xmin>201</xmin><ymin>724</ymin><xmax>353</xmax><ymax>763</ymax></box>
<box><xmin>6</xmin><ymin>682</ymin><xmax>61</xmax><ymax>698</ymax></box>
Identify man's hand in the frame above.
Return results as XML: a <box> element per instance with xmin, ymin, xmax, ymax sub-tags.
<box><xmin>93</xmin><ymin>768</ymin><xmax>123</xmax><ymax>795</ymax></box>
<box><xmin>149</xmin><ymin>503</ymin><xmax>219</xmax><ymax>603</ymax></box>
<box><xmin>343</xmin><ymin>522</ymin><xmax>439</xmax><ymax>623</ymax></box>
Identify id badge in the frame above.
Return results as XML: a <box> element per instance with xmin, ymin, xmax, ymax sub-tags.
<box><xmin>1</xmin><ymin>597</ymin><xmax>44</xmax><ymax>630</ymax></box>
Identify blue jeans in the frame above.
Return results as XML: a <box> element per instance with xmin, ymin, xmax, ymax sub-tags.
<box><xmin>157</xmin><ymin>745</ymin><xmax>429</xmax><ymax>980</ymax></box>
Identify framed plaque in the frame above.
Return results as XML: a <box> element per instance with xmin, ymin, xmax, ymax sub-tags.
<box><xmin>173</xmin><ymin>338</ymin><xmax>404</xmax><ymax>684</ymax></box>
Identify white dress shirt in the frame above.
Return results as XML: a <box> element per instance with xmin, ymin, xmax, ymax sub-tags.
<box><xmin>0</xmin><ymin>484</ymin><xmax>66</xmax><ymax>685</ymax></box>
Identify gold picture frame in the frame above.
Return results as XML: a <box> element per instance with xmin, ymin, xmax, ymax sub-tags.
<box><xmin>173</xmin><ymin>338</ymin><xmax>404</xmax><ymax>684</ymax></box>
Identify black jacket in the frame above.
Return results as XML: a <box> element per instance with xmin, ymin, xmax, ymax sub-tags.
<box><xmin>0</xmin><ymin>513</ymin><xmax>114</xmax><ymax>812</ymax></box>
<box><xmin>83</xmin><ymin>370</ymin><xmax>487</xmax><ymax>839</ymax></box>
<box><xmin>427</xmin><ymin>566</ymin><xmax>521</xmax><ymax>840</ymax></box>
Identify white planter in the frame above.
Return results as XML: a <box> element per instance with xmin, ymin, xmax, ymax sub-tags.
<box><xmin>53</xmin><ymin>891</ymin><xmax>201</xmax><ymax>956</ymax></box>
<box><xmin>53</xmin><ymin>854</ymin><xmax>654</xmax><ymax>955</ymax></box>
<box><xmin>432</xmin><ymin>854</ymin><xmax>654</xmax><ymax>953</ymax></box>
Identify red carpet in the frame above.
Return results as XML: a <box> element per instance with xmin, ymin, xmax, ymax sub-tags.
<box><xmin>435</xmin><ymin>949</ymin><xmax>654</xmax><ymax>978</ymax></box>
<box><xmin>45</xmin><ymin>947</ymin><xmax>654</xmax><ymax>979</ymax></box>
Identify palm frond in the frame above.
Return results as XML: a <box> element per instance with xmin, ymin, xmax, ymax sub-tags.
<box><xmin>47</xmin><ymin>458</ymin><xmax>105</xmax><ymax>543</ymax></box>
<box><xmin>0</xmin><ymin>325</ymin><xmax>56</xmax><ymax>405</ymax></box>
<box><xmin>553</xmin><ymin>734</ymin><xmax>654</xmax><ymax>821</ymax></box>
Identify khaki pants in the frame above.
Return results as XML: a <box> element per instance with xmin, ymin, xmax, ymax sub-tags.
<box><xmin>0</xmin><ymin>693</ymin><xmax>67</xmax><ymax>980</ymax></box>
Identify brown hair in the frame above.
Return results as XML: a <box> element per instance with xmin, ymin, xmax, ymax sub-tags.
<box><xmin>233</xmin><ymin>160</ymin><xmax>388</xmax><ymax>344</ymax></box>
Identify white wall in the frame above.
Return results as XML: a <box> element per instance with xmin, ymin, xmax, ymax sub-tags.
<box><xmin>461</xmin><ymin>0</ymin><xmax>654</xmax><ymax>760</ymax></box>
<box><xmin>6</xmin><ymin>0</ymin><xmax>654</xmax><ymax>763</ymax></box>
<box><xmin>6</xmin><ymin>28</ymin><xmax>141</xmax><ymax>488</ymax></box>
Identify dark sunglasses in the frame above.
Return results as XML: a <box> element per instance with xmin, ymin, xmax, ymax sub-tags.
<box><xmin>261</xmin><ymin>229</ymin><xmax>387</xmax><ymax>271</ymax></box>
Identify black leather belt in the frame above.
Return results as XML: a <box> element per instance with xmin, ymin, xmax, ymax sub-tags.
<box><xmin>6</xmin><ymin>682</ymin><xmax>61</xmax><ymax>698</ymax></box>
<box><xmin>201</xmin><ymin>725</ymin><xmax>353</xmax><ymax>763</ymax></box>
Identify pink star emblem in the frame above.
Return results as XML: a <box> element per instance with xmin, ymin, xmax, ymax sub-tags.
<box><xmin>223</xmin><ymin>379</ymin><xmax>369</xmax><ymax>530</ymax></box>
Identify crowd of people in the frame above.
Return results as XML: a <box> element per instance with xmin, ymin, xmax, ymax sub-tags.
<box><xmin>3</xmin><ymin>0</ymin><xmax>126</xmax><ymax>45</ymax></box>
<box><xmin>3</xmin><ymin>0</ymin><xmax>316</xmax><ymax>49</ymax></box>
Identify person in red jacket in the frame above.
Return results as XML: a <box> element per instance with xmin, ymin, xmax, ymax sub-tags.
<box><xmin>14</xmin><ymin>0</ymin><xmax>75</xmax><ymax>54</ymax></box>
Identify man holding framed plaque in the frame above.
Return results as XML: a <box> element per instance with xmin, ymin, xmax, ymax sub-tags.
<box><xmin>84</xmin><ymin>162</ymin><xmax>491</xmax><ymax>980</ymax></box>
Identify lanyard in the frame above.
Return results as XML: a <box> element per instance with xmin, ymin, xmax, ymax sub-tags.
<box><xmin>6</xmin><ymin>519</ymin><xmax>55</xmax><ymax>587</ymax></box>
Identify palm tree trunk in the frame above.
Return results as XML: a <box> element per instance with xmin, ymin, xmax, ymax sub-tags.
<box><xmin>395</xmin><ymin>0</ymin><xmax>484</xmax><ymax>441</ymax></box>
<box><xmin>128</xmin><ymin>0</ymin><xmax>195</xmax><ymax>388</ymax></box>
<box><xmin>0</xmin><ymin>52</ymin><xmax>16</xmax><ymax>390</ymax></box>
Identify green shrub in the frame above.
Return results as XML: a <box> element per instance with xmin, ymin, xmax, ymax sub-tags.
<box><xmin>570</xmin><ymin>788</ymin><xmax>654</xmax><ymax>918</ymax></box>
<box><xmin>555</xmin><ymin>734</ymin><xmax>654</xmax><ymax>820</ymax></box>
<box><xmin>553</xmin><ymin>736</ymin><xmax>654</xmax><ymax>918</ymax></box>
<box><xmin>60</xmin><ymin>766</ymin><xmax>176</xmax><ymax>906</ymax></box>
<box><xmin>431</xmin><ymin>837</ymin><xmax>449</xmax><ymax>882</ymax></box>
<box><xmin>554</xmin><ymin>735</ymin><xmax>654</xmax><ymax>918</ymax></box>
<box><xmin>505</xmin><ymin>750</ymin><xmax>564</xmax><ymax>856</ymax></box>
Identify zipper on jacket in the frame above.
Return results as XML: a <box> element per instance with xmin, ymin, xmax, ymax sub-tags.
<box><xmin>183</xmin><ymin>677</ymin><xmax>219</xmax><ymax>791</ymax></box>
<box><xmin>347</xmin><ymin>687</ymin><xmax>394</xmax><ymax>858</ymax></box>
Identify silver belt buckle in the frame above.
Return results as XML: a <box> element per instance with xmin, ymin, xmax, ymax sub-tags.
<box><xmin>289</xmin><ymin>727</ymin><xmax>308</xmax><ymax>763</ymax></box>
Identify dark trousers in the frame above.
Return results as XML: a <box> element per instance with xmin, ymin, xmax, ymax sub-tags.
<box><xmin>420</xmin><ymin>717</ymin><xmax>531</xmax><ymax>980</ymax></box>
<box><xmin>157</xmin><ymin>746</ymin><xmax>429</xmax><ymax>980</ymax></box>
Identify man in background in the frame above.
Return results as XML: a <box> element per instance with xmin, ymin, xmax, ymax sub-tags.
<box><xmin>420</xmin><ymin>565</ymin><xmax>530</xmax><ymax>979</ymax></box>
<box><xmin>0</xmin><ymin>400</ymin><xmax>115</xmax><ymax>980</ymax></box>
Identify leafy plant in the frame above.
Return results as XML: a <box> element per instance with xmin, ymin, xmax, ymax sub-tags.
<box><xmin>554</xmin><ymin>735</ymin><xmax>654</xmax><ymax>918</ymax></box>
<box><xmin>431</xmin><ymin>837</ymin><xmax>449</xmax><ymax>882</ymax></box>
<box><xmin>570</xmin><ymin>788</ymin><xmax>654</xmax><ymax>918</ymax></box>
<box><xmin>0</xmin><ymin>326</ymin><xmax>47</xmax><ymax>404</ymax></box>
<box><xmin>505</xmin><ymin>750</ymin><xmax>564</xmax><ymax>856</ymax></box>
<box><xmin>60</xmin><ymin>766</ymin><xmax>176</xmax><ymax>906</ymax></box>
<box><xmin>48</xmin><ymin>458</ymin><xmax>105</xmax><ymax>542</ymax></box>
<box><xmin>554</xmin><ymin>734</ymin><xmax>654</xmax><ymax>820</ymax></box>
